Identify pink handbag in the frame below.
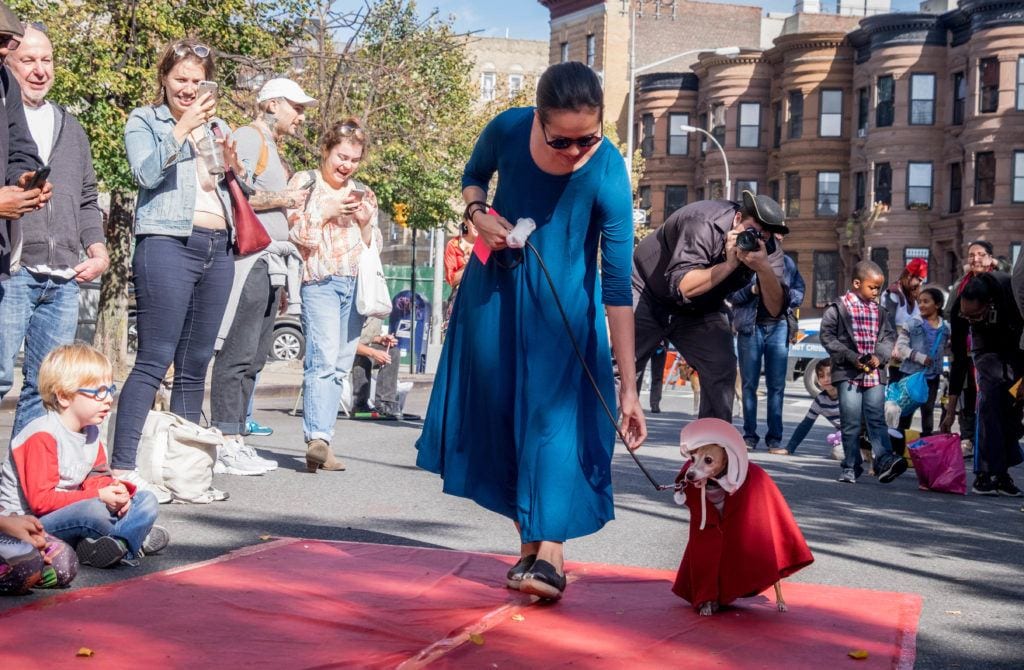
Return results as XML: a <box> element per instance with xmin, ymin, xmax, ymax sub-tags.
<box><xmin>907</xmin><ymin>434</ymin><xmax>966</xmax><ymax>495</ymax></box>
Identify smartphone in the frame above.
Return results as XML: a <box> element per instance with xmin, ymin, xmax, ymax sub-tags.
<box><xmin>26</xmin><ymin>165</ymin><xmax>50</xmax><ymax>190</ymax></box>
<box><xmin>197</xmin><ymin>80</ymin><xmax>218</xmax><ymax>100</ymax></box>
<box><xmin>349</xmin><ymin>188</ymin><xmax>366</xmax><ymax>201</ymax></box>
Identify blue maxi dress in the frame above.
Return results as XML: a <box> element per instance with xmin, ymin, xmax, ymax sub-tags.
<box><xmin>415</xmin><ymin>107</ymin><xmax>634</xmax><ymax>542</ymax></box>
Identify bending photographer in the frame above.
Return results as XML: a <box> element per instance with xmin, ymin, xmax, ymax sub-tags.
<box><xmin>633</xmin><ymin>190</ymin><xmax>787</xmax><ymax>420</ymax></box>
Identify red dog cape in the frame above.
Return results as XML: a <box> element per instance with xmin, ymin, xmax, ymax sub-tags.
<box><xmin>672</xmin><ymin>419</ymin><xmax>814</xmax><ymax>609</ymax></box>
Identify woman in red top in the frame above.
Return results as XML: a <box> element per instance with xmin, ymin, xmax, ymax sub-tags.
<box><xmin>442</xmin><ymin>214</ymin><xmax>477</xmax><ymax>335</ymax></box>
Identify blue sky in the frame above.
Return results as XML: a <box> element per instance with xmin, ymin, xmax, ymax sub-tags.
<box><xmin>334</xmin><ymin>1</ymin><xmax>927</xmax><ymax>42</ymax></box>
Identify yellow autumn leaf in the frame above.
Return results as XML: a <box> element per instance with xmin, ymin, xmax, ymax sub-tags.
<box><xmin>468</xmin><ymin>633</ymin><xmax>485</xmax><ymax>645</ymax></box>
<box><xmin>511</xmin><ymin>614</ymin><xmax>525</xmax><ymax>622</ymax></box>
<box><xmin>848</xmin><ymin>649</ymin><xmax>869</xmax><ymax>660</ymax></box>
<box><xmin>76</xmin><ymin>647</ymin><xmax>94</xmax><ymax>657</ymax></box>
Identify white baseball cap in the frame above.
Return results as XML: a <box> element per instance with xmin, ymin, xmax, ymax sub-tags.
<box><xmin>256</xmin><ymin>78</ymin><xmax>317</xmax><ymax>107</ymax></box>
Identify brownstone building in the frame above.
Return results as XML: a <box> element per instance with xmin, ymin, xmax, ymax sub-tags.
<box><xmin>541</xmin><ymin>0</ymin><xmax>1024</xmax><ymax>315</ymax></box>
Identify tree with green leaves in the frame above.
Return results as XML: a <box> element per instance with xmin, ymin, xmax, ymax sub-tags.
<box><xmin>8</xmin><ymin>0</ymin><xmax>309</xmax><ymax>374</ymax></box>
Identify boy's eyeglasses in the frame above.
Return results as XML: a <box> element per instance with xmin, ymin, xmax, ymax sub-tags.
<box><xmin>541</xmin><ymin>123</ymin><xmax>602</xmax><ymax>150</ymax></box>
<box><xmin>337</xmin><ymin>124</ymin><xmax>366</xmax><ymax>140</ymax></box>
<box><xmin>172</xmin><ymin>42</ymin><xmax>211</xmax><ymax>59</ymax></box>
<box><xmin>77</xmin><ymin>384</ymin><xmax>118</xmax><ymax>401</ymax></box>
<box><xmin>0</xmin><ymin>35</ymin><xmax>21</xmax><ymax>51</ymax></box>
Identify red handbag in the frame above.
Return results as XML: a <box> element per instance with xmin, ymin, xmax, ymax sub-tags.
<box><xmin>210</xmin><ymin>124</ymin><xmax>271</xmax><ymax>256</ymax></box>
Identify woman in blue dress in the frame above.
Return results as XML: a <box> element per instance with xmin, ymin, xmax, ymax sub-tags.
<box><xmin>416</xmin><ymin>62</ymin><xmax>646</xmax><ymax>600</ymax></box>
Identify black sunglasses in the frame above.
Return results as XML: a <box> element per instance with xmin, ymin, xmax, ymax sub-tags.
<box><xmin>0</xmin><ymin>35</ymin><xmax>20</xmax><ymax>51</ymax></box>
<box><xmin>540</xmin><ymin>122</ymin><xmax>602</xmax><ymax>150</ymax></box>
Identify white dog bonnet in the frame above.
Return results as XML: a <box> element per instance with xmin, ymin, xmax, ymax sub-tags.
<box><xmin>678</xmin><ymin>418</ymin><xmax>750</xmax><ymax>529</ymax></box>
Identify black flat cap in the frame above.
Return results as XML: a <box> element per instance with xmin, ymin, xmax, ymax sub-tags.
<box><xmin>0</xmin><ymin>3</ymin><xmax>22</xmax><ymax>37</ymax></box>
<box><xmin>741</xmin><ymin>190</ymin><xmax>788</xmax><ymax>234</ymax></box>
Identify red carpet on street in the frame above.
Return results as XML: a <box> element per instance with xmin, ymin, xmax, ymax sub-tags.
<box><xmin>0</xmin><ymin>539</ymin><xmax>921</xmax><ymax>668</ymax></box>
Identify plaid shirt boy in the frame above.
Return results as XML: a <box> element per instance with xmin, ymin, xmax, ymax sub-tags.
<box><xmin>841</xmin><ymin>291</ymin><xmax>880</xmax><ymax>387</ymax></box>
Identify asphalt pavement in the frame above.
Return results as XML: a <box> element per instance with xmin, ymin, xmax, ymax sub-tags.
<box><xmin>1</xmin><ymin>378</ymin><xmax>1021</xmax><ymax>669</ymax></box>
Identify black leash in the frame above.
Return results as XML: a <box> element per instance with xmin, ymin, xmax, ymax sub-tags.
<box><xmin>521</xmin><ymin>240</ymin><xmax>673</xmax><ymax>492</ymax></box>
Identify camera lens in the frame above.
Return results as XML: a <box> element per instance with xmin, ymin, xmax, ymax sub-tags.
<box><xmin>736</xmin><ymin>228</ymin><xmax>759</xmax><ymax>252</ymax></box>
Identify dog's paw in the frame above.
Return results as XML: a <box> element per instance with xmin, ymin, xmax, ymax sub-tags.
<box><xmin>698</xmin><ymin>602</ymin><xmax>718</xmax><ymax>616</ymax></box>
<box><xmin>777</xmin><ymin>602</ymin><xmax>788</xmax><ymax>613</ymax></box>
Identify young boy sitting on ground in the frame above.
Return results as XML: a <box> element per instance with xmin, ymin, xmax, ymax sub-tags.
<box><xmin>819</xmin><ymin>261</ymin><xmax>908</xmax><ymax>484</ymax></box>
<box><xmin>0</xmin><ymin>343</ymin><xmax>169</xmax><ymax>568</ymax></box>
<box><xmin>771</xmin><ymin>360</ymin><xmax>841</xmax><ymax>456</ymax></box>
<box><xmin>0</xmin><ymin>512</ymin><xmax>77</xmax><ymax>594</ymax></box>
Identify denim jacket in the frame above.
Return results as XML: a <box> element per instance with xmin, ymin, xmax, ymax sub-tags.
<box><xmin>124</xmin><ymin>104</ymin><xmax>245</xmax><ymax>238</ymax></box>
<box><xmin>895</xmin><ymin>317</ymin><xmax>948</xmax><ymax>378</ymax></box>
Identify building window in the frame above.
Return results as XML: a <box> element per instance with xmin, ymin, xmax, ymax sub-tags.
<box><xmin>640</xmin><ymin>113</ymin><xmax>654</xmax><ymax>158</ymax></box>
<box><xmin>785</xmin><ymin>172</ymin><xmax>800</xmax><ymax>217</ymax></box>
<box><xmin>1012</xmin><ymin>242</ymin><xmax>1022</xmax><ymax>267</ymax></box>
<box><xmin>639</xmin><ymin>184</ymin><xmax>651</xmax><ymax>213</ymax></box>
<box><xmin>875</xmin><ymin>162</ymin><xmax>892</xmax><ymax>207</ymax></box>
<box><xmin>508</xmin><ymin>74</ymin><xmax>523</xmax><ymax>97</ymax></box>
<box><xmin>560</xmin><ymin>42</ymin><xmax>569</xmax><ymax>63</ymax></box>
<box><xmin>709</xmin><ymin>180</ymin><xmax>724</xmax><ymax>199</ymax></box>
<box><xmin>820</xmin><ymin>89</ymin><xmax>842</xmax><ymax>137</ymax></box>
<box><xmin>904</xmin><ymin>247</ymin><xmax>930</xmax><ymax>269</ymax></box>
<box><xmin>664</xmin><ymin>185</ymin><xmax>687</xmax><ymax>220</ymax></box>
<box><xmin>586</xmin><ymin>34</ymin><xmax>595</xmax><ymax>67</ymax></box>
<box><xmin>788</xmin><ymin>91</ymin><xmax>803</xmax><ymax>139</ymax></box>
<box><xmin>773</xmin><ymin>101</ymin><xmax>782</xmax><ymax>148</ymax></box>
<box><xmin>857</xmin><ymin>87</ymin><xmax>869</xmax><ymax>136</ymax></box>
<box><xmin>736</xmin><ymin>180</ymin><xmax>758</xmax><ymax>195</ymax></box>
<box><xmin>813</xmin><ymin>251</ymin><xmax>840</xmax><ymax>308</ymax></box>
<box><xmin>907</xmin><ymin>162</ymin><xmax>933</xmax><ymax>209</ymax></box>
<box><xmin>952</xmin><ymin>72</ymin><xmax>966</xmax><ymax>124</ymax></box>
<box><xmin>770</xmin><ymin>179</ymin><xmax>780</xmax><ymax>203</ymax></box>
<box><xmin>975</xmin><ymin>151</ymin><xmax>995</xmax><ymax>204</ymax></box>
<box><xmin>737</xmin><ymin>102</ymin><xmax>760</xmax><ymax>148</ymax></box>
<box><xmin>711</xmin><ymin>103</ymin><xmax>726</xmax><ymax>147</ymax></box>
<box><xmin>1013</xmin><ymin>151</ymin><xmax>1024</xmax><ymax>203</ymax></box>
<box><xmin>696</xmin><ymin>187</ymin><xmax>705</xmax><ymax>201</ymax></box>
<box><xmin>480</xmin><ymin>72</ymin><xmax>496</xmax><ymax>101</ymax></box>
<box><xmin>698</xmin><ymin>112</ymin><xmax>708</xmax><ymax>157</ymax></box>
<box><xmin>949</xmin><ymin>162</ymin><xmax>962</xmax><ymax>213</ymax></box>
<box><xmin>876</xmin><ymin>75</ymin><xmax>894</xmax><ymax>127</ymax></box>
<box><xmin>909</xmin><ymin>74</ymin><xmax>935</xmax><ymax>125</ymax></box>
<box><xmin>855</xmin><ymin>171</ymin><xmax>866</xmax><ymax>212</ymax></box>
<box><xmin>816</xmin><ymin>172</ymin><xmax>840</xmax><ymax>217</ymax></box>
<box><xmin>979</xmin><ymin>57</ymin><xmax>999</xmax><ymax>113</ymax></box>
<box><xmin>668</xmin><ymin>113</ymin><xmax>689</xmax><ymax>155</ymax></box>
<box><xmin>1018</xmin><ymin>56</ymin><xmax>1024</xmax><ymax>110</ymax></box>
<box><xmin>870</xmin><ymin>248</ymin><xmax>889</xmax><ymax>283</ymax></box>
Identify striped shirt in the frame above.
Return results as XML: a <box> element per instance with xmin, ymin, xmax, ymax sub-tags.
<box><xmin>805</xmin><ymin>390</ymin><xmax>841</xmax><ymax>430</ymax></box>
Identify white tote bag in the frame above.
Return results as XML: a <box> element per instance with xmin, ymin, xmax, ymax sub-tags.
<box><xmin>136</xmin><ymin>411</ymin><xmax>220</xmax><ymax>504</ymax></box>
<box><xmin>356</xmin><ymin>240</ymin><xmax>392</xmax><ymax>318</ymax></box>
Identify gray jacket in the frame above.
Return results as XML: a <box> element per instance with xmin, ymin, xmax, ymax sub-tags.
<box><xmin>14</xmin><ymin>103</ymin><xmax>103</xmax><ymax>270</ymax></box>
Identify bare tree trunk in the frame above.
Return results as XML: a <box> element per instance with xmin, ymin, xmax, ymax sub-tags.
<box><xmin>95</xmin><ymin>190</ymin><xmax>134</xmax><ymax>380</ymax></box>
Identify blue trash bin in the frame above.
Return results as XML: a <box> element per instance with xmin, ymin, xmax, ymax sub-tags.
<box><xmin>389</xmin><ymin>290</ymin><xmax>430</xmax><ymax>372</ymax></box>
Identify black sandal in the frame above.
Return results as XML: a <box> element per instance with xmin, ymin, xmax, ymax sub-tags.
<box><xmin>505</xmin><ymin>554</ymin><xmax>536</xmax><ymax>590</ymax></box>
<box><xmin>519</xmin><ymin>559</ymin><xmax>566</xmax><ymax>600</ymax></box>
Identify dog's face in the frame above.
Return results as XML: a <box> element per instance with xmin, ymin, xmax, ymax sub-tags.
<box><xmin>684</xmin><ymin>444</ymin><xmax>728</xmax><ymax>487</ymax></box>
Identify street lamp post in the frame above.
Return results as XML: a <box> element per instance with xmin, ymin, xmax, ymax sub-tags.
<box><xmin>624</xmin><ymin>43</ymin><xmax>739</xmax><ymax>177</ymax></box>
<box><xmin>679</xmin><ymin>124</ymin><xmax>731</xmax><ymax>201</ymax></box>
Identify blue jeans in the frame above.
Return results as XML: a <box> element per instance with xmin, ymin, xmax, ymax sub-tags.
<box><xmin>837</xmin><ymin>381</ymin><xmax>894</xmax><ymax>474</ymax></box>
<box><xmin>40</xmin><ymin>491</ymin><xmax>159</xmax><ymax>558</ymax></box>
<box><xmin>737</xmin><ymin>320</ymin><xmax>788</xmax><ymax>446</ymax></box>
<box><xmin>0</xmin><ymin>269</ymin><xmax>80</xmax><ymax>438</ymax></box>
<box><xmin>300</xmin><ymin>276</ymin><xmax>362</xmax><ymax>443</ymax></box>
<box><xmin>111</xmin><ymin>230</ymin><xmax>233</xmax><ymax>470</ymax></box>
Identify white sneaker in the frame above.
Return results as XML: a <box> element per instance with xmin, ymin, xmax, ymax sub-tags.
<box><xmin>216</xmin><ymin>437</ymin><xmax>268</xmax><ymax>476</ymax></box>
<box><xmin>117</xmin><ymin>469</ymin><xmax>172</xmax><ymax>504</ymax></box>
<box><xmin>237</xmin><ymin>439</ymin><xmax>278</xmax><ymax>471</ymax></box>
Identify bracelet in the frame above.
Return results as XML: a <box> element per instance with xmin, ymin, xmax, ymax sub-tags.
<box><xmin>464</xmin><ymin>199</ymin><xmax>489</xmax><ymax>223</ymax></box>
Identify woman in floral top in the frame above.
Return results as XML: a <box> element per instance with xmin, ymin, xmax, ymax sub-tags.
<box><xmin>286</xmin><ymin>118</ymin><xmax>381</xmax><ymax>472</ymax></box>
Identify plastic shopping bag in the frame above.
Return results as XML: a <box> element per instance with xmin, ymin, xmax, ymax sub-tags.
<box><xmin>907</xmin><ymin>434</ymin><xmax>966</xmax><ymax>495</ymax></box>
<box><xmin>885</xmin><ymin>371</ymin><xmax>930</xmax><ymax>416</ymax></box>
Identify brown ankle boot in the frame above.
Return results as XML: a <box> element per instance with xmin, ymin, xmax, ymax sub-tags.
<box><xmin>305</xmin><ymin>439</ymin><xmax>345</xmax><ymax>472</ymax></box>
<box><xmin>321</xmin><ymin>449</ymin><xmax>346</xmax><ymax>471</ymax></box>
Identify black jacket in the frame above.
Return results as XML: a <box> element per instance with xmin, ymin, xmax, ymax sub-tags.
<box><xmin>947</xmin><ymin>272</ymin><xmax>1023</xmax><ymax>396</ymax></box>
<box><xmin>0</xmin><ymin>66</ymin><xmax>44</xmax><ymax>279</ymax></box>
<box><xmin>819</xmin><ymin>298</ymin><xmax>896</xmax><ymax>385</ymax></box>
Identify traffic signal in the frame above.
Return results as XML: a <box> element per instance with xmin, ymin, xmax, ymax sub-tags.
<box><xmin>393</xmin><ymin>203</ymin><xmax>409</xmax><ymax>226</ymax></box>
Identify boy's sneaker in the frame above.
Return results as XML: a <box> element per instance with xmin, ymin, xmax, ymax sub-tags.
<box><xmin>971</xmin><ymin>474</ymin><xmax>998</xmax><ymax>496</ymax></box>
<box><xmin>744</xmin><ymin>437</ymin><xmax>758</xmax><ymax>451</ymax></box>
<box><xmin>877</xmin><ymin>454</ymin><xmax>908</xmax><ymax>483</ymax></box>
<box><xmin>245</xmin><ymin>420</ymin><xmax>274</xmax><ymax>437</ymax></box>
<box><xmin>117</xmin><ymin>469</ymin><xmax>172</xmax><ymax>504</ymax></box>
<box><xmin>993</xmin><ymin>474</ymin><xmax>1022</xmax><ymax>497</ymax></box>
<box><xmin>141</xmin><ymin>525</ymin><xmax>170</xmax><ymax>555</ymax></box>
<box><xmin>837</xmin><ymin>469</ymin><xmax>857</xmax><ymax>483</ymax></box>
<box><xmin>76</xmin><ymin>536</ymin><xmax>128</xmax><ymax>568</ymax></box>
<box><xmin>215</xmin><ymin>438</ymin><xmax>268</xmax><ymax>476</ymax></box>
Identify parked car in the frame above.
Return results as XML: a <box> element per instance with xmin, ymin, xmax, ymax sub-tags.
<box><xmin>787</xmin><ymin>317</ymin><xmax>828</xmax><ymax>398</ymax></box>
<box><xmin>270</xmin><ymin>314</ymin><xmax>305</xmax><ymax>361</ymax></box>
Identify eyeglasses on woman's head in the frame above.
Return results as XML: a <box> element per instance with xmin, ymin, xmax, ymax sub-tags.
<box><xmin>172</xmin><ymin>42</ymin><xmax>211</xmax><ymax>60</ymax></box>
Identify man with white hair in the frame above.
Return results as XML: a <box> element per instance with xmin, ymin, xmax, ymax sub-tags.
<box><xmin>210</xmin><ymin>78</ymin><xmax>316</xmax><ymax>475</ymax></box>
<box><xmin>0</xmin><ymin>22</ymin><xmax>106</xmax><ymax>439</ymax></box>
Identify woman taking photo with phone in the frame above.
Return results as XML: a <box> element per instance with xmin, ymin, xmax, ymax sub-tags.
<box><xmin>416</xmin><ymin>62</ymin><xmax>646</xmax><ymax>601</ymax></box>
<box><xmin>111</xmin><ymin>38</ymin><xmax>247</xmax><ymax>493</ymax></box>
<box><xmin>286</xmin><ymin>118</ymin><xmax>380</xmax><ymax>473</ymax></box>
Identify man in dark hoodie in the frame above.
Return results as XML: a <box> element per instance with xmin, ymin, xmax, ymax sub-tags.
<box><xmin>0</xmin><ymin>23</ymin><xmax>105</xmax><ymax>438</ymax></box>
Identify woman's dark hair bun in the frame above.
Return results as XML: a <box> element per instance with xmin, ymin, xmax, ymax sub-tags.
<box><xmin>536</xmin><ymin>61</ymin><xmax>603</xmax><ymax>121</ymax></box>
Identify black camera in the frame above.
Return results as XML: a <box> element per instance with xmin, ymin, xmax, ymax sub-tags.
<box><xmin>736</xmin><ymin>227</ymin><xmax>763</xmax><ymax>252</ymax></box>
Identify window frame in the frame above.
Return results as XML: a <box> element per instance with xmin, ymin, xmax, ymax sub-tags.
<box><xmin>815</xmin><ymin>171</ymin><xmax>841</xmax><ymax>217</ymax></box>
<box><xmin>711</xmin><ymin>102</ymin><xmax>726</xmax><ymax>147</ymax></box>
<box><xmin>875</xmin><ymin>162</ymin><xmax>892</xmax><ymax>207</ymax></box>
<box><xmin>855</xmin><ymin>171</ymin><xmax>866</xmax><ymax>212</ymax></box>
<box><xmin>664</xmin><ymin>184</ymin><xmax>688</xmax><ymax>220</ymax></box>
<box><xmin>1018</xmin><ymin>56</ymin><xmax>1024</xmax><ymax>111</ymax></box>
<box><xmin>585</xmin><ymin>34</ymin><xmax>595</xmax><ymax>68</ymax></box>
<box><xmin>773</xmin><ymin>101</ymin><xmax>782</xmax><ymax>148</ymax></box>
<box><xmin>698</xmin><ymin>112</ymin><xmax>708</xmax><ymax>157</ymax></box>
<box><xmin>508</xmin><ymin>74</ymin><xmax>523</xmax><ymax>97</ymax></box>
<box><xmin>949</xmin><ymin>162</ymin><xmax>963</xmax><ymax>214</ymax></box>
<box><xmin>1013</xmin><ymin>150</ymin><xmax>1024</xmax><ymax>204</ymax></box>
<box><xmin>640</xmin><ymin>113</ymin><xmax>655</xmax><ymax>159</ymax></box>
<box><xmin>857</xmin><ymin>87</ymin><xmax>869</xmax><ymax>135</ymax></box>
<box><xmin>906</xmin><ymin>161</ymin><xmax>934</xmax><ymax>209</ymax></box>
<box><xmin>708</xmin><ymin>180</ymin><xmax>724</xmax><ymax>200</ymax></box>
<box><xmin>975</xmin><ymin>151</ymin><xmax>996</xmax><ymax>205</ymax></box>
<box><xmin>788</xmin><ymin>90</ymin><xmax>803</xmax><ymax>139</ymax></box>
<box><xmin>909</xmin><ymin>73</ymin><xmax>936</xmax><ymax>125</ymax></box>
<box><xmin>559</xmin><ymin>42</ymin><xmax>569</xmax><ymax>63</ymax></box>
<box><xmin>819</xmin><ymin>89</ymin><xmax>843</xmax><ymax>137</ymax></box>
<box><xmin>876</xmin><ymin>75</ymin><xmax>894</xmax><ymax>128</ymax></box>
<box><xmin>770</xmin><ymin>179</ymin><xmax>780</xmax><ymax>203</ymax></box>
<box><xmin>667</xmin><ymin>112</ymin><xmax>689</xmax><ymax>156</ymax></box>
<box><xmin>812</xmin><ymin>251</ymin><xmax>840</xmax><ymax>309</ymax></box>
<box><xmin>979</xmin><ymin>57</ymin><xmax>999</xmax><ymax>114</ymax></box>
<box><xmin>736</xmin><ymin>179</ymin><xmax>758</xmax><ymax>196</ymax></box>
<box><xmin>785</xmin><ymin>172</ymin><xmax>800</xmax><ymax>217</ymax></box>
<box><xmin>952</xmin><ymin>71</ymin><xmax>966</xmax><ymax>124</ymax></box>
<box><xmin>737</xmin><ymin>101</ymin><xmax>760</xmax><ymax>148</ymax></box>
<box><xmin>480</xmin><ymin>71</ymin><xmax>496</xmax><ymax>101</ymax></box>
